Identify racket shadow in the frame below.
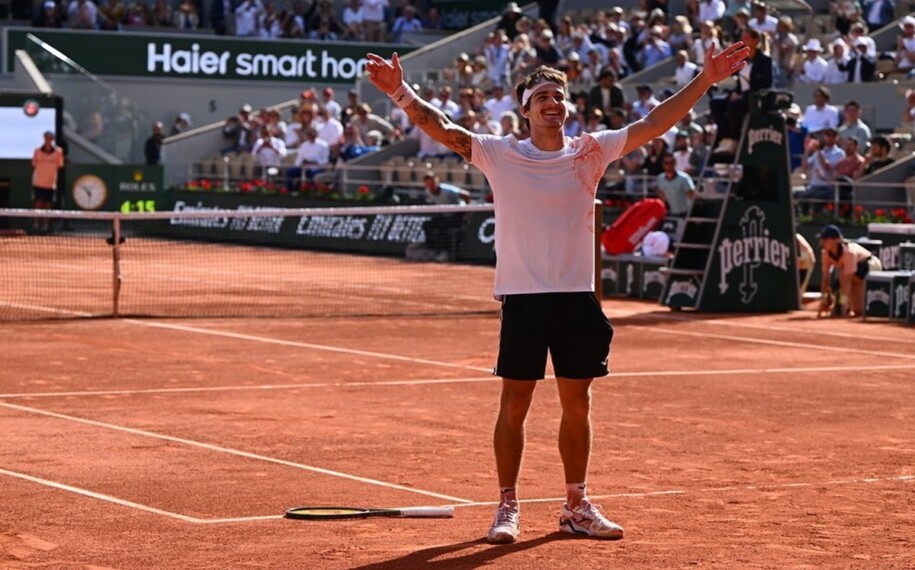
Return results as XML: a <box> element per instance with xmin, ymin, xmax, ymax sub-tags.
<box><xmin>349</xmin><ymin>533</ymin><xmax>577</xmax><ymax>570</ymax></box>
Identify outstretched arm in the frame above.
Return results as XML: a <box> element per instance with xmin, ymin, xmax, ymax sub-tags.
<box><xmin>621</xmin><ymin>42</ymin><xmax>750</xmax><ymax>156</ymax></box>
<box><xmin>365</xmin><ymin>52</ymin><xmax>473</xmax><ymax>161</ymax></box>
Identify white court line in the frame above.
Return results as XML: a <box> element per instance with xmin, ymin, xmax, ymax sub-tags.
<box><xmin>122</xmin><ymin>319</ymin><xmax>493</xmax><ymax>373</ymax></box>
<box><xmin>0</xmin><ymin>302</ymin><xmax>92</xmax><ymax>318</ymax></box>
<box><xmin>0</xmin><ymin>467</ymin><xmax>200</xmax><ymax>523</ymax></box>
<box><xmin>629</xmin><ymin>325</ymin><xmax>915</xmax><ymax>361</ymax></box>
<box><xmin>0</xmin><ymin>401</ymin><xmax>472</xmax><ymax>504</ymax></box>
<box><xmin>448</xmin><ymin>474</ymin><xmax>915</xmax><ymax>509</ymax></box>
<box><xmin>603</xmin><ymin>307</ymin><xmax>915</xmax><ymax>345</ymax></box>
<box><xmin>2</xmin><ymin>363</ymin><xmax>915</xmax><ymax>400</ymax></box>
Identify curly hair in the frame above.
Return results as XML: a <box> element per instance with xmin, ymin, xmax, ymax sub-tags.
<box><xmin>514</xmin><ymin>65</ymin><xmax>568</xmax><ymax>110</ymax></box>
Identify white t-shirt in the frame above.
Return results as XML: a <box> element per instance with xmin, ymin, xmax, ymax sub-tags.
<box><xmin>802</xmin><ymin>104</ymin><xmax>840</xmax><ymax>133</ymax></box>
<box><xmin>470</xmin><ymin>129</ymin><xmax>629</xmax><ymax>296</ymax></box>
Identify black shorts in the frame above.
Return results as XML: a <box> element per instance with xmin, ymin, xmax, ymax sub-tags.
<box><xmin>33</xmin><ymin>187</ymin><xmax>55</xmax><ymax>202</ymax></box>
<box><xmin>494</xmin><ymin>292</ymin><xmax>613</xmax><ymax>381</ymax></box>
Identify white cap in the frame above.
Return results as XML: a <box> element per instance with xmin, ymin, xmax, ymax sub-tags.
<box><xmin>902</xmin><ymin>15</ymin><xmax>915</xmax><ymax>27</ymax></box>
<box><xmin>803</xmin><ymin>38</ymin><xmax>823</xmax><ymax>52</ymax></box>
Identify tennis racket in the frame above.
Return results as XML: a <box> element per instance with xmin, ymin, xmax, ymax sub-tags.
<box><xmin>284</xmin><ymin>506</ymin><xmax>454</xmax><ymax>520</ymax></box>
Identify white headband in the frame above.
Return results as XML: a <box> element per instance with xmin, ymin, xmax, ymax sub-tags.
<box><xmin>520</xmin><ymin>81</ymin><xmax>565</xmax><ymax>107</ymax></box>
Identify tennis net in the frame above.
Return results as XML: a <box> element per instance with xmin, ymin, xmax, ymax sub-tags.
<box><xmin>0</xmin><ymin>204</ymin><xmax>500</xmax><ymax>320</ymax></box>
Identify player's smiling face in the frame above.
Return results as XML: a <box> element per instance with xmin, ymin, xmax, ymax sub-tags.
<box><xmin>526</xmin><ymin>86</ymin><xmax>567</xmax><ymax>129</ymax></box>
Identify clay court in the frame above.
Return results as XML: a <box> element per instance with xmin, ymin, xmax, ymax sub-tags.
<box><xmin>2</xmin><ymin>280</ymin><xmax>915</xmax><ymax>569</ymax></box>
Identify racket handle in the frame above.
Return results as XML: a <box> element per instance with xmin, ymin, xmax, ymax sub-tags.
<box><xmin>397</xmin><ymin>506</ymin><xmax>454</xmax><ymax>518</ymax></box>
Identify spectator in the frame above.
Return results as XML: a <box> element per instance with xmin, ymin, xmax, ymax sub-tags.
<box><xmin>222</xmin><ymin>104</ymin><xmax>254</xmax><ymax>153</ymax></box>
<box><xmin>31</xmin><ymin>131</ymin><xmax>65</xmax><ymax>233</ymax></box>
<box><xmin>817</xmin><ymin>224</ymin><xmax>882</xmax><ymax>317</ymax></box>
<box><xmin>361</xmin><ymin>0</ymin><xmax>388</xmax><ymax>42</ymax></box>
<box><xmin>904</xmin><ymin>89</ymin><xmax>915</xmax><ymax>135</ymax></box>
<box><xmin>825</xmin><ymin>39</ymin><xmax>851</xmax><ymax>84</ymax></box>
<box><xmin>622</xmin><ymin>15</ymin><xmax>646</xmax><ymax>73</ymax></box>
<box><xmin>862</xmin><ymin>135</ymin><xmax>895</xmax><ymax>174</ymax></box>
<box><xmin>772</xmin><ymin>17</ymin><xmax>799</xmax><ymax>81</ymax></box>
<box><xmin>801</xmin><ymin>86</ymin><xmax>840</xmax><ymax>135</ymax></box>
<box><xmin>391</xmin><ymin>4</ymin><xmax>422</xmax><ymax>42</ymax></box>
<box><xmin>284</xmin><ymin>107</ymin><xmax>306</xmax><ymax>149</ymax></box>
<box><xmin>730</xmin><ymin>8</ymin><xmax>750</xmax><ymax>41</ymax></box>
<box><xmin>67</xmin><ymin>0</ymin><xmax>98</xmax><ymax>29</ymax></box>
<box><xmin>422</xmin><ymin>5</ymin><xmax>443</xmax><ymax>30</ymax></box>
<box><xmin>469</xmin><ymin>56</ymin><xmax>494</xmax><ymax>93</ymax></box>
<box><xmin>837</xmin><ymin>100</ymin><xmax>872</xmax><ymax>149</ymax></box>
<box><xmin>499</xmin><ymin>110</ymin><xmax>522</xmax><ymax>138</ymax></box>
<box><xmin>309</xmin><ymin>15</ymin><xmax>338</xmax><ymax>40</ymax></box>
<box><xmin>534</xmin><ymin>29</ymin><xmax>563</xmax><ymax>66</ymax></box>
<box><xmin>673</xmin><ymin>50</ymin><xmax>699</xmax><ymax>86</ymax></box>
<box><xmin>98</xmin><ymin>0</ymin><xmax>126</xmax><ymax>30</ymax></box>
<box><xmin>314</xmin><ymin>106</ymin><xmax>344</xmax><ymax>149</ymax></box>
<box><xmin>748</xmin><ymin>2</ymin><xmax>777</xmax><ymax>35</ymax></box>
<box><xmin>587</xmin><ymin>68</ymin><xmax>624</xmax><ymax>115</ymax></box>
<box><xmin>831</xmin><ymin>0</ymin><xmax>862</xmax><ymax>36</ymax></box>
<box><xmin>351</xmin><ymin>103</ymin><xmax>394</xmax><ymax>141</ymax></box>
<box><xmin>337</xmin><ymin>125</ymin><xmax>381</xmax><ymax>162</ymax></box>
<box><xmin>33</xmin><ymin>1</ymin><xmax>64</xmax><ymax>27</ymax></box>
<box><xmin>834</xmin><ymin>136</ymin><xmax>865</xmax><ymax>206</ymax></box>
<box><xmin>288</xmin><ymin>127</ymin><xmax>329</xmax><ymax>186</ymax></box>
<box><xmin>692</xmin><ymin>20</ymin><xmax>721</xmax><ymax>64</ymax></box>
<box><xmin>210</xmin><ymin>0</ymin><xmax>232</xmax><ymax>35</ymax></box>
<box><xmin>496</xmin><ymin>2</ymin><xmax>524</xmax><ymax>40</ymax></box>
<box><xmin>655</xmin><ymin>152</ymin><xmax>695</xmax><ymax>216</ymax></box>
<box><xmin>631</xmin><ymin>84</ymin><xmax>659</xmax><ymax>121</ymax></box>
<box><xmin>433</xmin><ymin>85</ymin><xmax>460</xmax><ymax>117</ymax></box>
<box><xmin>125</xmin><ymin>1</ymin><xmax>149</xmax><ymax>25</ymax></box>
<box><xmin>672</xmin><ymin>131</ymin><xmax>692</xmax><ymax>172</ymax></box>
<box><xmin>862</xmin><ymin>0</ymin><xmax>894</xmax><ymax>32</ymax></box>
<box><xmin>640</xmin><ymin>26</ymin><xmax>672</xmax><ymax>68</ymax></box>
<box><xmin>484</xmin><ymin>31</ymin><xmax>512</xmax><ymax>88</ymax></box>
<box><xmin>643</xmin><ymin>137</ymin><xmax>669</xmax><ymax>177</ymax></box>
<box><xmin>320</xmin><ymin>87</ymin><xmax>342</xmax><ymax>121</ymax></box>
<box><xmin>798</xmin><ymin>127</ymin><xmax>844</xmax><ymax>214</ymax></box>
<box><xmin>278</xmin><ymin>8</ymin><xmax>304</xmax><ymax>38</ymax></box>
<box><xmin>341</xmin><ymin>0</ymin><xmax>364</xmax><ymax>40</ymax></box>
<box><xmin>169</xmin><ymin>112</ymin><xmax>192</xmax><ymax>136</ymax></box>
<box><xmin>797</xmin><ymin>39</ymin><xmax>829</xmax><ymax>83</ymax></box>
<box><xmin>678</xmin><ymin>109</ymin><xmax>704</xmax><ymax>140</ymax></box>
<box><xmin>698</xmin><ymin>0</ymin><xmax>726</xmax><ymax>24</ymax></box>
<box><xmin>173</xmin><ymin>0</ymin><xmax>198</xmax><ymax>29</ymax></box>
<box><xmin>234</xmin><ymin>0</ymin><xmax>261</xmax><ymax>37</ymax></box>
<box><xmin>151</xmin><ymin>0</ymin><xmax>172</xmax><ymax>26</ymax></box>
<box><xmin>484</xmin><ymin>84</ymin><xmax>515</xmax><ymax>118</ymax></box>
<box><xmin>687</xmin><ymin>129</ymin><xmax>709</xmax><ymax>176</ymax></box>
<box><xmin>144</xmin><ymin>121</ymin><xmax>164</xmax><ymax>165</ymax></box>
<box><xmin>846</xmin><ymin>37</ymin><xmax>876</xmax><ymax>81</ymax></box>
<box><xmin>785</xmin><ymin>104</ymin><xmax>808</xmax><ymax>171</ymax></box>
<box><xmin>848</xmin><ymin>22</ymin><xmax>877</xmax><ymax>59</ymax></box>
<box><xmin>710</xmin><ymin>28</ymin><xmax>772</xmax><ymax>152</ymax></box>
<box><xmin>895</xmin><ymin>16</ymin><xmax>915</xmax><ymax>73</ymax></box>
<box><xmin>668</xmin><ymin>16</ymin><xmax>693</xmax><ymax>53</ymax></box>
<box><xmin>622</xmin><ymin>144</ymin><xmax>648</xmax><ymax>195</ymax></box>
<box><xmin>258</xmin><ymin>1</ymin><xmax>280</xmax><ymax>37</ymax></box>
<box><xmin>605</xmin><ymin>48</ymin><xmax>630</xmax><ymax>80</ymax></box>
<box><xmin>251</xmin><ymin>125</ymin><xmax>287</xmax><ymax>177</ymax></box>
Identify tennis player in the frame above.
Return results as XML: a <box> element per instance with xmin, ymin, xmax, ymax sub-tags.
<box><xmin>366</xmin><ymin>43</ymin><xmax>749</xmax><ymax>543</ymax></box>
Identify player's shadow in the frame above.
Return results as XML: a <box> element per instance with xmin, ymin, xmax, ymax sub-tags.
<box><xmin>349</xmin><ymin>532</ymin><xmax>586</xmax><ymax>569</ymax></box>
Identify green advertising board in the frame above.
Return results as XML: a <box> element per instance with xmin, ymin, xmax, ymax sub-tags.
<box><xmin>65</xmin><ymin>164</ymin><xmax>165</xmax><ymax>213</ymax></box>
<box><xmin>161</xmin><ymin>190</ymin><xmax>497</xmax><ymax>263</ymax></box>
<box><xmin>5</xmin><ymin>29</ymin><xmax>411</xmax><ymax>82</ymax></box>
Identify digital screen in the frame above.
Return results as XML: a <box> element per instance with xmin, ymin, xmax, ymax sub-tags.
<box><xmin>0</xmin><ymin>104</ymin><xmax>58</xmax><ymax>159</ymax></box>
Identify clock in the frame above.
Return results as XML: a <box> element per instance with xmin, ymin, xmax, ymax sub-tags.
<box><xmin>72</xmin><ymin>174</ymin><xmax>108</xmax><ymax>210</ymax></box>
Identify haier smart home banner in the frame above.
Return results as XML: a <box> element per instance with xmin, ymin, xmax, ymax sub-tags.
<box><xmin>5</xmin><ymin>29</ymin><xmax>411</xmax><ymax>83</ymax></box>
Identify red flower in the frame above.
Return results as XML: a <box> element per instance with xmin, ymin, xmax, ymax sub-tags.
<box><xmin>854</xmin><ymin>205</ymin><xmax>864</xmax><ymax>213</ymax></box>
<box><xmin>187</xmin><ymin>180</ymin><xmax>199</xmax><ymax>189</ymax></box>
<box><xmin>358</xmin><ymin>185</ymin><xmax>370</xmax><ymax>195</ymax></box>
<box><xmin>824</xmin><ymin>203</ymin><xmax>834</xmax><ymax>212</ymax></box>
<box><xmin>278</xmin><ymin>187</ymin><xmax>289</xmax><ymax>195</ymax></box>
<box><xmin>200</xmin><ymin>179</ymin><xmax>212</xmax><ymax>190</ymax></box>
<box><xmin>240</xmin><ymin>182</ymin><xmax>252</xmax><ymax>193</ymax></box>
<box><xmin>905</xmin><ymin>216</ymin><xmax>913</xmax><ymax>224</ymax></box>
<box><xmin>875</xmin><ymin>208</ymin><xmax>885</xmax><ymax>217</ymax></box>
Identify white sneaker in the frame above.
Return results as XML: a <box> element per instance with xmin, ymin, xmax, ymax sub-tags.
<box><xmin>487</xmin><ymin>500</ymin><xmax>520</xmax><ymax>543</ymax></box>
<box><xmin>559</xmin><ymin>499</ymin><xmax>624</xmax><ymax>539</ymax></box>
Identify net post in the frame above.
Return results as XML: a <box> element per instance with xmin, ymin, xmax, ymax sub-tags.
<box><xmin>112</xmin><ymin>216</ymin><xmax>122</xmax><ymax>318</ymax></box>
<box><xmin>594</xmin><ymin>199</ymin><xmax>603</xmax><ymax>301</ymax></box>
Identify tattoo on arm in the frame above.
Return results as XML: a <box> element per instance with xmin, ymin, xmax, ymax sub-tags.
<box><xmin>405</xmin><ymin>99</ymin><xmax>473</xmax><ymax>161</ymax></box>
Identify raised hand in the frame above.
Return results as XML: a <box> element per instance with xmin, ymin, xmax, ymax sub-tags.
<box><xmin>365</xmin><ymin>52</ymin><xmax>404</xmax><ymax>95</ymax></box>
<box><xmin>703</xmin><ymin>42</ymin><xmax>751</xmax><ymax>85</ymax></box>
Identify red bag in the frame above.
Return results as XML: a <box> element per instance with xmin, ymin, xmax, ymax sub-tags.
<box><xmin>601</xmin><ymin>198</ymin><xmax>667</xmax><ymax>255</ymax></box>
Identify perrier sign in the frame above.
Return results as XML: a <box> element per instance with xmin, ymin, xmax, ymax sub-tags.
<box><xmin>698</xmin><ymin>92</ymin><xmax>800</xmax><ymax>311</ymax></box>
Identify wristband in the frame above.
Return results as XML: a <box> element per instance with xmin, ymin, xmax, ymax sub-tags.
<box><xmin>388</xmin><ymin>81</ymin><xmax>417</xmax><ymax>110</ymax></box>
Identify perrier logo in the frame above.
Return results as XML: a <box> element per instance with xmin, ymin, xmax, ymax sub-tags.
<box><xmin>717</xmin><ymin>206</ymin><xmax>791</xmax><ymax>303</ymax></box>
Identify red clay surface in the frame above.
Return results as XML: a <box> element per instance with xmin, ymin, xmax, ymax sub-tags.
<box><xmin>2</xmin><ymin>300</ymin><xmax>914</xmax><ymax>569</ymax></box>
